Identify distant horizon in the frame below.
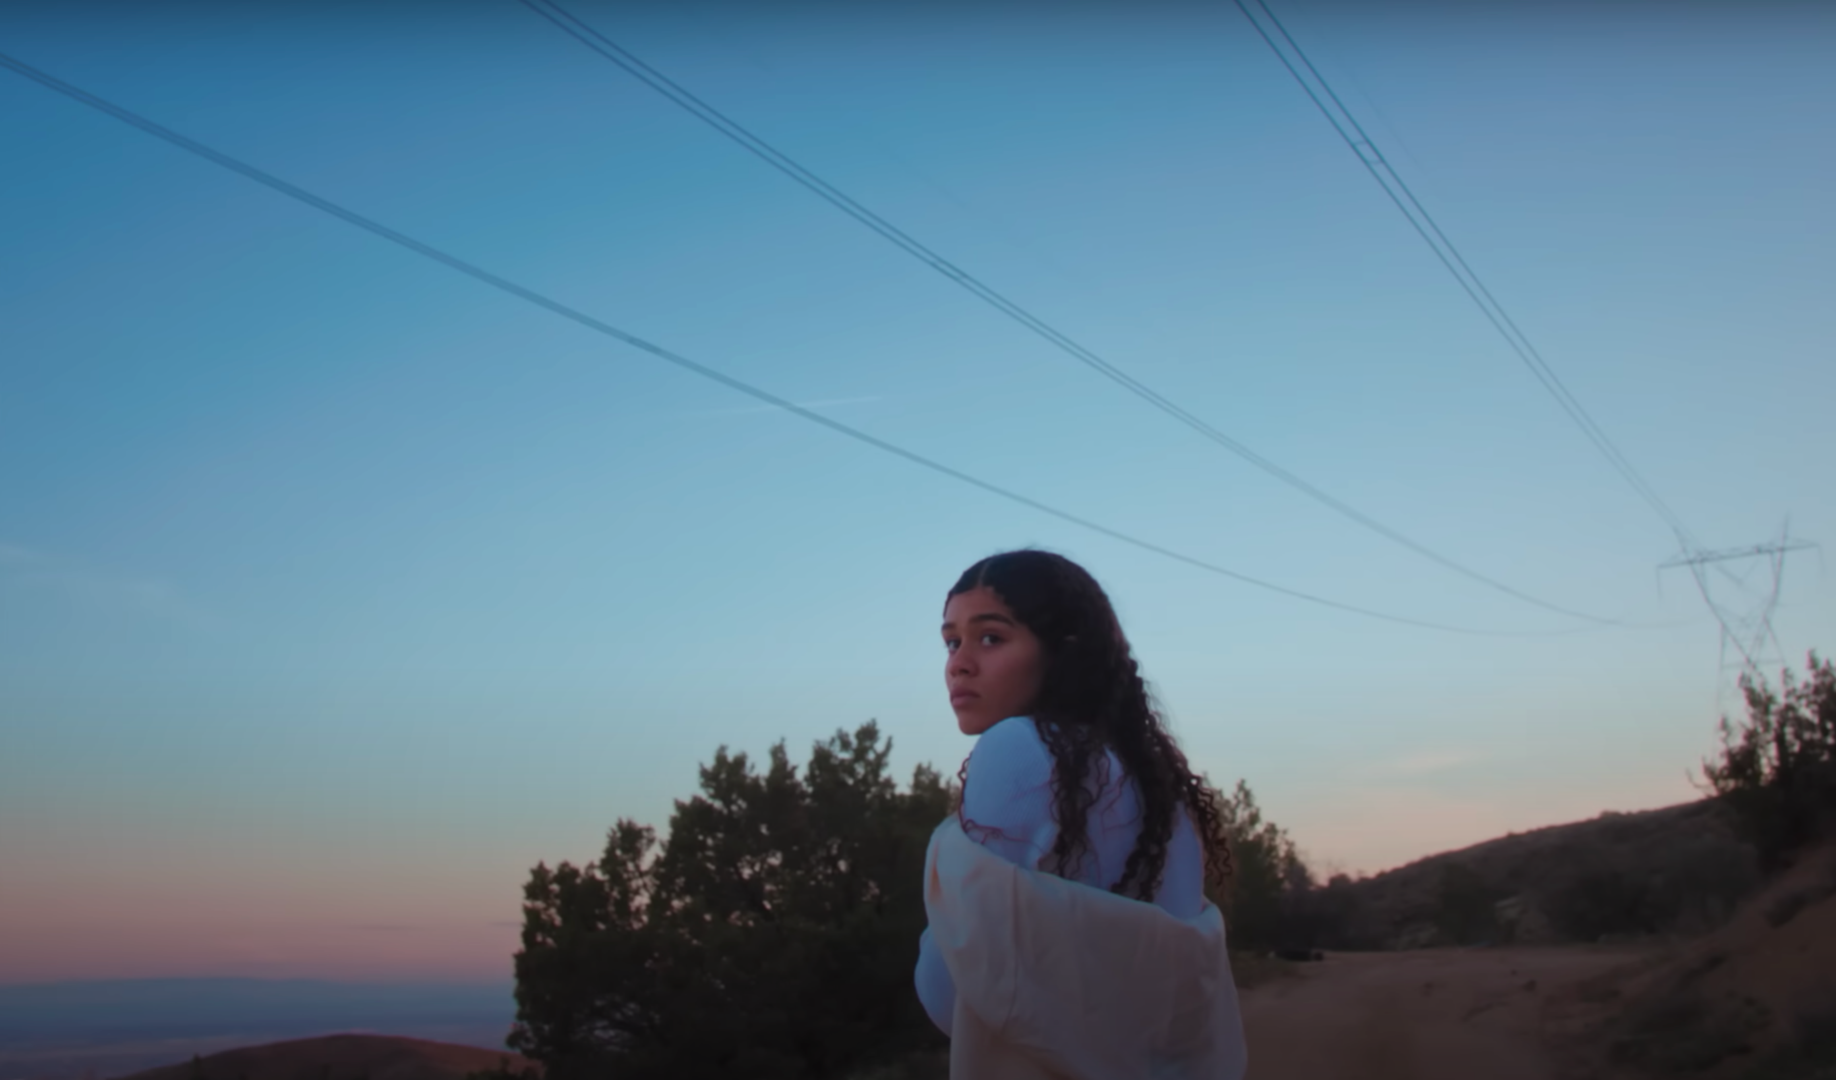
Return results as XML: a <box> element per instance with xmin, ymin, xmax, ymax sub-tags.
<box><xmin>0</xmin><ymin>793</ymin><xmax>1709</xmax><ymax>988</ymax></box>
<box><xmin>0</xmin><ymin>977</ymin><xmax>518</xmax><ymax>1080</ymax></box>
<box><xmin>0</xmin><ymin>975</ymin><xmax>516</xmax><ymax>991</ymax></box>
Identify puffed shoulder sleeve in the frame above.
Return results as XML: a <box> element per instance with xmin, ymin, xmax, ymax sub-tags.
<box><xmin>959</xmin><ymin>716</ymin><xmax>1058</xmax><ymax>870</ymax></box>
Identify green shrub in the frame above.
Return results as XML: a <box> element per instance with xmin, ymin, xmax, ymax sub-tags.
<box><xmin>1705</xmin><ymin>655</ymin><xmax>1836</xmax><ymax>867</ymax></box>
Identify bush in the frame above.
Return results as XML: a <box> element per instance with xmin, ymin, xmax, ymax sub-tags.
<box><xmin>1207</xmin><ymin>780</ymin><xmax>1316</xmax><ymax>951</ymax></box>
<box><xmin>507</xmin><ymin>729</ymin><xmax>1316</xmax><ymax>1077</ymax></box>
<box><xmin>1433</xmin><ymin>863</ymin><xmax>1505</xmax><ymax>945</ymax></box>
<box><xmin>1545</xmin><ymin>866</ymin><xmax>1658</xmax><ymax>941</ymax></box>
<box><xmin>508</xmin><ymin>723</ymin><xmax>951</xmax><ymax>1080</ymax></box>
<box><xmin>1705</xmin><ymin>654</ymin><xmax>1836</xmax><ymax>867</ymax></box>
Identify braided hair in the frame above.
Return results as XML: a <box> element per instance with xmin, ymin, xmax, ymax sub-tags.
<box><xmin>950</xmin><ymin>549</ymin><xmax>1232</xmax><ymax>900</ymax></box>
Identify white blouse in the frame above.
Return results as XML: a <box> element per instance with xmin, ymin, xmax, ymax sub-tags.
<box><xmin>914</xmin><ymin>715</ymin><xmax>1207</xmax><ymax>1036</ymax></box>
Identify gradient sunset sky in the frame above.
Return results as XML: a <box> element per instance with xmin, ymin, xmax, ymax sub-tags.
<box><xmin>2</xmin><ymin>0</ymin><xmax>1832</xmax><ymax>985</ymax></box>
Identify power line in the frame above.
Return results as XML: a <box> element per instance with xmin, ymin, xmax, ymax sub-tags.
<box><xmin>0</xmin><ymin>50</ymin><xmax>1585</xmax><ymax>638</ymax></box>
<box><xmin>1231</xmin><ymin>3</ymin><xmax>1824</xmax><ymax>692</ymax></box>
<box><xmin>1232</xmin><ymin>0</ymin><xmax>1700</xmax><ymax>552</ymax></box>
<box><xmin>1661</xmin><ymin>531</ymin><xmax>1815</xmax><ymax>714</ymax></box>
<box><xmin>515</xmin><ymin>0</ymin><xmax>1627</xmax><ymax>627</ymax></box>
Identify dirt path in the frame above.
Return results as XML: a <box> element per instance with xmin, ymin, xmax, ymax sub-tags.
<box><xmin>1238</xmin><ymin>947</ymin><xmax>1645</xmax><ymax>1080</ymax></box>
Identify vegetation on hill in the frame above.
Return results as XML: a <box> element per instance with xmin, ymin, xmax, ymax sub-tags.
<box><xmin>1311</xmin><ymin>800</ymin><xmax>1761</xmax><ymax>950</ymax></box>
<box><xmin>504</xmin><ymin>722</ymin><xmax>1301</xmax><ymax>1079</ymax></box>
<box><xmin>507</xmin><ymin>722</ymin><xmax>949</xmax><ymax>1080</ymax></box>
<box><xmin>1253</xmin><ymin>655</ymin><xmax>1835</xmax><ymax>955</ymax></box>
<box><xmin>502</xmin><ymin>654</ymin><xmax>1834</xmax><ymax>1077</ymax></box>
<box><xmin>1204</xmin><ymin>779</ymin><xmax>1312</xmax><ymax>952</ymax></box>
<box><xmin>1561</xmin><ymin>842</ymin><xmax>1836</xmax><ymax>1080</ymax></box>
<box><xmin>1705</xmin><ymin>654</ymin><xmax>1836</xmax><ymax>868</ymax></box>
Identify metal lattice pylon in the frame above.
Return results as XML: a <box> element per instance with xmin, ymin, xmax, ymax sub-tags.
<box><xmin>1660</xmin><ymin>526</ymin><xmax>1815</xmax><ymax>716</ymax></box>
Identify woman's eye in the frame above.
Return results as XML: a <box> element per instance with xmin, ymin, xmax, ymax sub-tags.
<box><xmin>981</xmin><ymin>633</ymin><xmax>1001</xmax><ymax>646</ymax></box>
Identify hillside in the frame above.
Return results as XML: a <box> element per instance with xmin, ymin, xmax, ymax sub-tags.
<box><xmin>1320</xmin><ymin>799</ymin><xmax>1761</xmax><ymax>949</ymax></box>
<box><xmin>120</xmin><ymin>1036</ymin><xmax>535</xmax><ymax>1080</ymax></box>
<box><xmin>1551</xmin><ymin>842</ymin><xmax>1836</xmax><ymax>1078</ymax></box>
<box><xmin>1217</xmin><ymin>845</ymin><xmax>1836</xmax><ymax>1080</ymax></box>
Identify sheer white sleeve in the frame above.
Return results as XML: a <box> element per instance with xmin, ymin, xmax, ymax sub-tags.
<box><xmin>914</xmin><ymin>717</ymin><xmax>1059</xmax><ymax>1036</ymax></box>
<box><xmin>914</xmin><ymin>925</ymin><xmax>955</xmax><ymax>1036</ymax></box>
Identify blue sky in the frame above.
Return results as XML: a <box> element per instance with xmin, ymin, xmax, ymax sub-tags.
<box><xmin>2</xmin><ymin>0</ymin><xmax>1832</xmax><ymax>982</ymax></box>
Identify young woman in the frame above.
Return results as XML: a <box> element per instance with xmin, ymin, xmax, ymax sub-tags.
<box><xmin>914</xmin><ymin>549</ymin><xmax>1246</xmax><ymax>1079</ymax></box>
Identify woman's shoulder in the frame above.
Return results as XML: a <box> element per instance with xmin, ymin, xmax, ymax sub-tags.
<box><xmin>966</xmin><ymin>716</ymin><xmax>1054</xmax><ymax>796</ymax></box>
<box><xmin>974</xmin><ymin>714</ymin><xmax>1047</xmax><ymax>754</ymax></box>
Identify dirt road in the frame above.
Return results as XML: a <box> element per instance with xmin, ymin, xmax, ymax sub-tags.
<box><xmin>1238</xmin><ymin>947</ymin><xmax>1642</xmax><ymax>1080</ymax></box>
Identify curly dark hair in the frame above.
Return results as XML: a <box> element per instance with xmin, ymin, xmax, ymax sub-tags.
<box><xmin>949</xmin><ymin>549</ymin><xmax>1232</xmax><ymax>900</ymax></box>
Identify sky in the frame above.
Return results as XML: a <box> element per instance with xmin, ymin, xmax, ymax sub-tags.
<box><xmin>2</xmin><ymin>0</ymin><xmax>1832</xmax><ymax>985</ymax></box>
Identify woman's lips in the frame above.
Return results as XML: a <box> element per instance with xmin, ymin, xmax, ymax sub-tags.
<box><xmin>950</xmin><ymin>690</ymin><xmax>979</xmax><ymax>707</ymax></box>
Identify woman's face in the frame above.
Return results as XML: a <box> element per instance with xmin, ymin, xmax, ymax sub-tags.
<box><xmin>942</xmin><ymin>586</ymin><xmax>1045</xmax><ymax>736</ymax></box>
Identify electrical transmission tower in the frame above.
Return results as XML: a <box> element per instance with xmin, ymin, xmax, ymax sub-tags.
<box><xmin>1661</xmin><ymin>527</ymin><xmax>1816</xmax><ymax>716</ymax></box>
